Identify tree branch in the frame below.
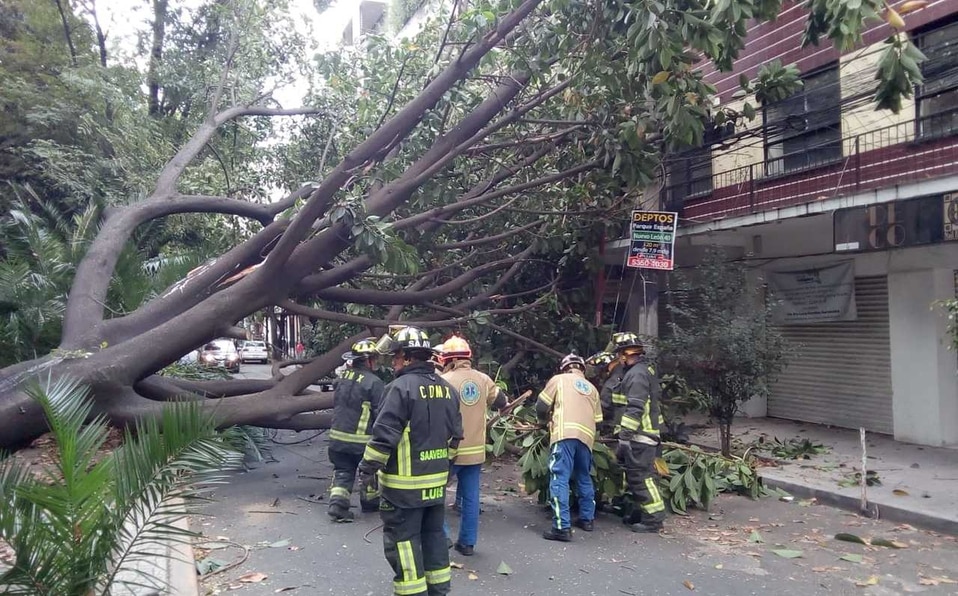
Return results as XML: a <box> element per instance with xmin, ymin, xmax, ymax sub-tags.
<box><xmin>313</xmin><ymin>258</ymin><xmax>521</xmax><ymax>305</ymax></box>
<box><xmin>434</xmin><ymin>220</ymin><xmax>540</xmax><ymax>250</ymax></box>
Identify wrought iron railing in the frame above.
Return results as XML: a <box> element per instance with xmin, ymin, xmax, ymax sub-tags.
<box><xmin>667</xmin><ymin>110</ymin><xmax>958</xmax><ymax>222</ymax></box>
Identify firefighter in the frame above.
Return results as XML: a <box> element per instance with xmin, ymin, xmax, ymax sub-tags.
<box><xmin>358</xmin><ymin>326</ymin><xmax>464</xmax><ymax>596</ymax></box>
<box><xmin>536</xmin><ymin>353</ymin><xmax>603</xmax><ymax>542</ymax></box>
<box><xmin>440</xmin><ymin>335</ymin><xmax>507</xmax><ymax>556</ymax></box>
<box><xmin>612</xmin><ymin>332</ymin><xmax>667</xmax><ymax>533</ymax></box>
<box><xmin>327</xmin><ymin>338</ymin><xmax>385</xmax><ymax>522</ymax></box>
<box><xmin>431</xmin><ymin>341</ymin><xmax>448</xmax><ymax>375</ymax></box>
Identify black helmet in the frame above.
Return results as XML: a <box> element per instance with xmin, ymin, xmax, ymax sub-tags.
<box><xmin>375</xmin><ymin>326</ymin><xmax>436</xmax><ymax>355</ymax></box>
<box><xmin>559</xmin><ymin>353</ymin><xmax>586</xmax><ymax>372</ymax></box>
<box><xmin>609</xmin><ymin>332</ymin><xmax>643</xmax><ymax>354</ymax></box>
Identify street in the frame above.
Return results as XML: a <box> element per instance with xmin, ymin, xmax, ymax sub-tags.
<box><xmin>194</xmin><ymin>365</ymin><xmax>958</xmax><ymax>595</ymax></box>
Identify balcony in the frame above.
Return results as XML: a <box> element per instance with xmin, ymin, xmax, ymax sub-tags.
<box><xmin>670</xmin><ymin>109</ymin><xmax>958</xmax><ymax>222</ymax></box>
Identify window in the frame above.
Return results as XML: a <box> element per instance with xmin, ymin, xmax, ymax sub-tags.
<box><xmin>917</xmin><ymin>20</ymin><xmax>958</xmax><ymax>139</ymax></box>
<box><xmin>763</xmin><ymin>65</ymin><xmax>842</xmax><ymax>175</ymax></box>
<box><xmin>666</xmin><ymin>146</ymin><xmax>713</xmax><ymax>205</ymax></box>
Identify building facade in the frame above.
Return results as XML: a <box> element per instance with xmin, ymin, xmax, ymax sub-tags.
<box><xmin>609</xmin><ymin>0</ymin><xmax>958</xmax><ymax>447</ymax></box>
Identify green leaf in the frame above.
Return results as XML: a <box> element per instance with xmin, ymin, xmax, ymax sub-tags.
<box><xmin>840</xmin><ymin>553</ymin><xmax>863</xmax><ymax>563</ymax></box>
<box><xmin>496</xmin><ymin>561</ymin><xmax>514</xmax><ymax>575</ymax></box>
<box><xmin>835</xmin><ymin>533</ymin><xmax>867</xmax><ymax>545</ymax></box>
<box><xmin>270</xmin><ymin>539</ymin><xmax>291</xmax><ymax>548</ymax></box>
<box><xmin>748</xmin><ymin>530</ymin><xmax>764</xmax><ymax>543</ymax></box>
<box><xmin>771</xmin><ymin>549</ymin><xmax>804</xmax><ymax>559</ymax></box>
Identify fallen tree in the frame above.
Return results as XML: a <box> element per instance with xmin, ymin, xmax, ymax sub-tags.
<box><xmin>0</xmin><ymin>0</ymin><xmax>929</xmax><ymax>448</ymax></box>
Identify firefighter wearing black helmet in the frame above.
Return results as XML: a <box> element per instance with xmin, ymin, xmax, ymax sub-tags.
<box><xmin>327</xmin><ymin>338</ymin><xmax>385</xmax><ymax>522</ymax></box>
<box><xmin>611</xmin><ymin>332</ymin><xmax>667</xmax><ymax>533</ymax></box>
<box><xmin>358</xmin><ymin>326</ymin><xmax>463</xmax><ymax>596</ymax></box>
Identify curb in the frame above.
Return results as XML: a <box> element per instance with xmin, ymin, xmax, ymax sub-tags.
<box><xmin>759</xmin><ymin>473</ymin><xmax>958</xmax><ymax>537</ymax></box>
<box><xmin>167</xmin><ymin>514</ymin><xmax>200</xmax><ymax>596</ymax></box>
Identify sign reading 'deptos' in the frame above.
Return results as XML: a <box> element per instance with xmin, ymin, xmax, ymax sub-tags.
<box><xmin>627</xmin><ymin>210</ymin><xmax>678</xmax><ymax>270</ymax></box>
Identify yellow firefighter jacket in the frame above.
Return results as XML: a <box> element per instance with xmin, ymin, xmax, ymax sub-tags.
<box><xmin>536</xmin><ymin>369</ymin><xmax>602</xmax><ymax>450</ymax></box>
<box><xmin>442</xmin><ymin>360</ymin><xmax>507</xmax><ymax>465</ymax></box>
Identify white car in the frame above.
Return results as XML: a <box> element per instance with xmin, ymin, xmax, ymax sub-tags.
<box><xmin>240</xmin><ymin>340</ymin><xmax>269</xmax><ymax>363</ymax></box>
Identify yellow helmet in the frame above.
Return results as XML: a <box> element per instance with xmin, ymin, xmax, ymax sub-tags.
<box><xmin>442</xmin><ymin>335</ymin><xmax>472</xmax><ymax>359</ymax></box>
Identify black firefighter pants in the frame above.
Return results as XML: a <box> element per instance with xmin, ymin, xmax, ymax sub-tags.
<box><xmin>380</xmin><ymin>500</ymin><xmax>451</xmax><ymax>596</ymax></box>
<box><xmin>328</xmin><ymin>446</ymin><xmax>378</xmax><ymax>512</ymax></box>
<box><xmin>622</xmin><ymin>442</ymin><xmax>667</xmax><ymax>524</ymax></box>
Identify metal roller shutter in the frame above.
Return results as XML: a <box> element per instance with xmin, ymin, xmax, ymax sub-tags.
<box><xmin>768</xmin><ymin>276</ymin><xmax>893</xmax><ymax>434</ymax></box>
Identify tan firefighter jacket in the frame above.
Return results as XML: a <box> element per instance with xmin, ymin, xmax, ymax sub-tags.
<box><xmin>442</xmin><ymin>360</ymin><xmax>506</xmax><ymax>465</ymax></box>
<box><xmin>535</xmin><ymin>369</ymin><xmax>602</xmax><ymax>450</ymax></box>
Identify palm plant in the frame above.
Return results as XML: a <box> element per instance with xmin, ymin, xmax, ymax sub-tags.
<box><xmin>0</xmin><ymin>376</ymin><xmax>242</xmax><ymax>595</ymax></box>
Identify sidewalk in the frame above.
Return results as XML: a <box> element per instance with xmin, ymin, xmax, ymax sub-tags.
<box><xmin>685</xmin><ymin>415</ymin><xmax>958</xmax><ymax>535</ymax></box>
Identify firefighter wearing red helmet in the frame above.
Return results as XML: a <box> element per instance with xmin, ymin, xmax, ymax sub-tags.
<box><xmin>535</xmin><ymin>353</ymin><xmax>602</xmax><ymax>541</ymax></box>
<box><xmin>358</xmin><ymin>326</ymin><xmax>463</xmax><ymax>596</ymax></box>
<box><xmin>611</xmin><ymin>332</ymin><xmax>667</xmax><ymax>533</ymax></box>
<box><xmin>439</xmin><ymin>335</ymin><xmax>507</xmax><ymax>556</ymax></box>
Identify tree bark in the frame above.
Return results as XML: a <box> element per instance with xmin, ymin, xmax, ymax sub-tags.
<box><xmin>148</xmin><ymin>0</ymin><xmax>169</xmax><ymax>116</ymax></box>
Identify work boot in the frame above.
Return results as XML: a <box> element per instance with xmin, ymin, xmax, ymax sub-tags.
<box><xmin>542</xmin><ymin>528</ymin><xmax>572</xmax><ymax>542</ymax></box>
<box><xmin>574</xmin><ymin>519</ymin><xmax>594</xmax><ymax>532</ymax></box>
<box><xmin>327</xmin><ymin>502</ymin><xmax>354</xmax><ymax>522</ymax></box>
<box><xmin>453</xmin><ymin>543</ymin><xmax>474</xmax><ymax>556</ymax></box>
<box><xmin>629</xmin><ymin>521</ymin><xmax>663</xmax><ymax>533</ymax></box>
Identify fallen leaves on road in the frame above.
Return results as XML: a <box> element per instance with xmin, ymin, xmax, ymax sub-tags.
<box><xmin>840</xmin><ymin>554</ymin><xmax>863</xmax><ymax>563</ymax></box>
<box><xmin>238</xmin><ymin>572</ymin><xmax>268</xmax><ymax>583</ymax></box>
<box><xmin>747</xmin><ymin>531</ymin><xmax>764</xmax><ymax>543</ymax></box>
<box><xmin>269</xmin><ymin>539</ymin><xmax>290</xmax><ymax>548</ymax></box>
<box><xmin>892</xmin><ymin>489</ymin><xmax>909</xmax><ymax>496</ymax></box>
<box><xmin>770</xmin><ymin>549</ymin><xmax>803</xmax><ymax>559</ymax></box>
<box><xmin>854</xmin><ymin>576</ymin><xmax>879</xmax><ymax>587</ymax></box>
<box><xmin>450</xmin><ymin>561</ymin><xmax>463</xmax><ymax>569</ymax></box>
<box><xmin>683</xmin><ymin>580</ymin><xmax>695</xmax><ymax>590</ymax></box>
<box><xmin>870</xmin><ymin>538</ymin><xmax>907</xmax><ymax>549</ymax></box>
<box><xmin>918</xmin><ymin>576</ymin><xmax>956</xmax><ymax>586</ymax></box>
<box><xmin>468</xmin><ymin>572</ymin><xmax>479</xmax><ymax>581</ymax></box>
<box><xmin>496</xmin><ymin>561</ymin><xmax>514</xmax><ymax>575</ymax></box>
<box><xmin>835</xmin><ymin>533</ymin><xmax>867</xmax><ymax>545</ymax></box>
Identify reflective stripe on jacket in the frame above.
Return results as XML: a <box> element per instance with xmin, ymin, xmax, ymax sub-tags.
<box><xmin>442</xmin><ymin>360</ymin><xmax>506</xmax><ymax>466</ymax></box>
<box><xmin>330</xmin><ymin>365</ymin><xmax>385</xmax><ymax>451</ymax></box>
<box><xmin>535</xmin><ymin>369</ymin><xmax>602</xmax><ymax>450</ymax></box>
<box><xmin>361</xmin><ymin>361</ymin><xmax>464</xmax><ymax>508</ymax></box>
<box><xmin>616</xmin><ymin>359</ymin><xmax>662</xmax><ymax>443</ymax></box>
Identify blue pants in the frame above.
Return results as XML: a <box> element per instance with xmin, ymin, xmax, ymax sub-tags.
<box><xmin>548</xmin><ymin>439</ymin><xmax>596</xmax><ymax>531</ymax></box>
<box><xmin>444</xmin><ymin>463</ymin><xmax>481</xmax><ymax>547</ymax></box>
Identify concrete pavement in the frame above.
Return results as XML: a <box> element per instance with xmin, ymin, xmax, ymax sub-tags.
<box><xmin>192</xmin><ymin>431</ymin><xmax>958</xmax><ymax>593</ymax></box>
<box><xmin>686</xmin><ymin>416</ymin><xmax>958</xmax><ymax>535</ymax></box>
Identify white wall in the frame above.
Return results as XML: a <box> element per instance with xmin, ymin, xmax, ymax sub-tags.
<box><xmin>889</xmin><ymin>269</ymin><xmax>958</xmax><ymax>446</ymax></box>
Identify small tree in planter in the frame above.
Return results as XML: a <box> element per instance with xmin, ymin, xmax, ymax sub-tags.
<box><xmin>660</xmin><ymin>247</ymin><xmax>789</xmax><ymax>456</ymax></box>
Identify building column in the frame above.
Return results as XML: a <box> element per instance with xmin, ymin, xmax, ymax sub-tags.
<box><xmin>888</xmin><ymin>269</ymin><xmax>958</xmax><ymax>446</ymax></box>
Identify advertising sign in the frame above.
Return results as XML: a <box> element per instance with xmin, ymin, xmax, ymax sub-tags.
<box><xmin>626</xmin><ymin>210</ymin><xmax>678</xmax><ymax>270</ymax></box>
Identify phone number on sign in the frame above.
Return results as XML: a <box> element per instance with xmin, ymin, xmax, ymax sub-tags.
<box><xmin>627</xmin><ymin>257</ymin><xmax>673</xmax><ymax>270</ymax></box>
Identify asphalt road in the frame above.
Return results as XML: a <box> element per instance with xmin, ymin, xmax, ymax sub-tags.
<box><xmin>195</xmin><ymin>365</ymin><xmax>958</xmax><ymax>595</ymax></box>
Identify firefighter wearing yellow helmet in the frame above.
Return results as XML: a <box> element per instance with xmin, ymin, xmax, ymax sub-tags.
<box><xmin>439</xmin><ymin>335</ymin><xmax>507</xmax><ymax>556</ymax></box>
<box><xmin>358</xmin><ymin>326</ymin><xmax>463</xmax><ymax>596</ymax></box>
<box><xmin>327</xmin><ymin>338</ymin><xmax>385</xmax><ymax>521</ymax></box>
<box><xmin>536</xmin><ymin>353</ymin><xmax>602</xmax><ymax>541</ymax></box>
<box><xmin>611</xmin><ymin>332</ymin><xmax>666</xmax><ymax>533</ymax></box>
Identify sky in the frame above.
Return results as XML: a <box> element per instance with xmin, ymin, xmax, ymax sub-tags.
<box><xmin>95</xmin><ymin>0</ymin><xmax>360</xmax><ymax>104</ymax></box>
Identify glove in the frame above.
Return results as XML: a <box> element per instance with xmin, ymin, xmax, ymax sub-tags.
<box><xmin>616</xmin><ymin>439</ymin><xmax>631</xmax><ymax>463</ymax></box>
<box><xmin>358</xmin><ymin>464</ymin><xmax>379</xmax><ymax>495</ymax></box>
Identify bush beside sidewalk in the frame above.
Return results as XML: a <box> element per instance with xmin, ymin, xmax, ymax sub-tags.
<box><xmin>684</xmin><ymin>415</ymin><xmax>958</xmax><ymax>535</ymax></box>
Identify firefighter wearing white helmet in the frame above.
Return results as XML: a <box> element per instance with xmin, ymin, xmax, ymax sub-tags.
<box><xmin>535</xmin><ymin>353</ymin><xmax>602</xmax><ymax>541</ymax></box>
<box><xmin>611</xmin><ymin>332</ymin><xmax>667</xmax><ymax>533</ymax></box>
<box><xmin>328</xmin><ymin>338</ymin><xmax>385</xmax><ymax>521</ymax></box>
<box><xmin>439</xmin><ymin>335</ymin><xmax>507</xmax><ymax>556</ymax></box>
<box><xmin>358</xmin><ymin>326</ymin><xmax>463</xmax><ymax>596</ymax></box>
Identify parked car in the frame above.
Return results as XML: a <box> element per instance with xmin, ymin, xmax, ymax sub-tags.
<box><xmin>198</xmin><ymin>339</ymin><xmax>241</xmax><ymax>373</ymax></box>
<box><xmin>240</xmin><ymin>340</ymin><xmax>269</xmax><ymax>364</ymax></box>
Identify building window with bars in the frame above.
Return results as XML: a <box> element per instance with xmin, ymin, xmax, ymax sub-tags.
<box><xmin>763</xmin><ymin>65</ymin><xmax>842</xmax><ymax>176</ymax></box>
<box><xmin>665</xmin><ymin>146</ymin><xmax>713</xmax><ymax>207</ymax></box>
<box><xmin>917</xmin><ymin>19</ymin><xmax>958</xmax><ymax>140</ymax></box>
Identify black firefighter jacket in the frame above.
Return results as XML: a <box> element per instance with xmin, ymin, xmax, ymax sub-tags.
<box><xmin>617</xmin><ymin>358</ymin><xmax>663</xmax><ymax>444</ymax></box>
<box><xmin>329</xmin><ymin>365</ymin><xmax>386</xmax><ymax>453</ymax></box>
<box><xmin>361</xmin><ymin>361</ymin><xmax>464</xmax><ymax>508</ymax></box>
